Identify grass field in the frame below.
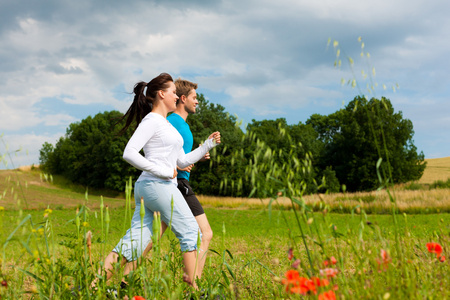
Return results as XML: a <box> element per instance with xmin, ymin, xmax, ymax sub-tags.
<box><xmin>419</xmin><ymin>156</ymin><xmax>450</xmax><ymax>184</ymax></box>
<box><xmin>1</xmin><ymin>161</ymin><xmax>450</xmax><ymax>299</ymax></box>
<box><xmin>1</xmin><ymin>206</ymin><xmax>450</xmax><ymax>299</ymax></box>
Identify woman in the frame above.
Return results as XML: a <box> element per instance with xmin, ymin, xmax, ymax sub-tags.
<box><xmin>97</xmin><ymin>73</ymin><xmax>220</xmax><ymax>290</ymax></box>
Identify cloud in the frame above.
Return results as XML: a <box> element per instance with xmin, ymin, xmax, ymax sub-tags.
<box><xmin>0</xmin><ymin>0</ymin><xmax>449</xmax><ymax>168</ymax></box>
<box><xmin>0</xmin><ymin>132</ymin><xmax>63</xmax><ymax>169</ymax></box>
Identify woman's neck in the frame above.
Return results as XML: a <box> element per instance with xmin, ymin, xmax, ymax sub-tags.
<box><xmin>151</xmin><ymin>104</ymin><xmax>169</xmax><ymax>118</ymax></box>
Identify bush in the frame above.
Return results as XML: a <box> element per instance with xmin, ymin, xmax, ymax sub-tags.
<box><xmin>429</xmin><ymin>178</ymin><xmax>450</xmax><ymax>189</ymax></box>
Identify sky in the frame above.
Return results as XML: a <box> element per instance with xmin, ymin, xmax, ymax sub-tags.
<box><xmin>1</xmin><ymin>0</ymin><xmax>449</xmax><ymax>169</ymax></box>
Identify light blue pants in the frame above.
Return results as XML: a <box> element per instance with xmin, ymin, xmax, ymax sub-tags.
<box><xmin>113</xmin><ymin>180</ymin><xmax>200</xmax><ymax>261</ymax></box>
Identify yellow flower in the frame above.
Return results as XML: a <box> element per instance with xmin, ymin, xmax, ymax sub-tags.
<box><xmin>38</xmin><ymin>228</ymin><xmax>45</xmax><ymax>235</ymax></box>
<box><xmin>44</xmin><ymin>208</ymin><xmax>53</xmax><ymax>218</ymax></box>
<box><xmin>0</xmin><ymin>206</ymin><xmax>4</xmax><ymax>211</ymax></box>
<box><xmin>30</xmin><ymin>285</ymin><xmax>38</xmax><ymax>294</ymax></box>
<box><xmin>82</xmin><ymin>222</ymin><xmax>89</xmax><ymax>227</ymax></box>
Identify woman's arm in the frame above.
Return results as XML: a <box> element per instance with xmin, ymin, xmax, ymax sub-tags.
<box><xmin>177</xmin><ymin>132</ymin><xmax>221</xmax><ymax>168</ymax></box>
<box><xmin>123</xmin><ymin>119</ymin><xmax>174</xmax><ymax>179</ymax></box>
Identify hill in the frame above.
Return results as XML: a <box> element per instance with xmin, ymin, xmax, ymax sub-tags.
<box><xmin>418</xmin><ymin>156</ymin><xmax>450</xmax><ymax>184</ymax></box>
<box><xmin>0</xmin><ymin>167</ymin><xmax>127</xmax><ymax>210</ymax></box>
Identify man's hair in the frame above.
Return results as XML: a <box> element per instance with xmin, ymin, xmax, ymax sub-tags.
<box><xmin>175</xmin><ymin>78</ymin><xmax>198</xmax><ymax>99</ymax></box>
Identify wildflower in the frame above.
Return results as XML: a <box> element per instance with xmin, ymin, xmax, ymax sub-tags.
<box><xmin>439</xmin><ymin>255</ymin><xmax>446</xmax><ymax>263</ymax></box>
<box><xmin>38</xmin><ymin>228</ymin><xmax>45</xmax><ymax>235</ymax></box>
<box><xmin>1</xmin><ymin>280</ymin><xmax>7</xmax><ymax>288</ymax></box>
<box><xmin>311</xmin><ymin>277</ymin><xmax>329</xmax><ymax>287</ymax></box>
<box><xmin>287</xmin><ymin>247</ymin><xmax>293</xmax><ymax>260</ymax></box>
<box><xmin>0</xmin><ymin>206</ymin><xmax>4</xmax><ymax>211</ymax></box>
<box><xmin>133</xmin><ymin>296</ymin><xmax>145</xmax><ymax>300</ymax></box>
<box><xmin>44</xmin><ymin>208</ymin><xmax>52</xmax><ymax>218</ymax></box>
<box><xmin>323</xmin><ymin>256</ymin><xmax>337</xmax><ymax>266</ymax></box>
<box><xmin>319</xmin><ymin>290</ymin><xmax>336</xmax><ymax>300</ymax></box>
<box><xmin>282</xmin><ymin>270</ymin><xmax>300</xmax><ymax>285</ymax></box>
<box><xmin>320</xmin><ymin>268</ymin><xmax>339</xmax><ymax>278</ymax></box>
<box><xmin>290</xmin><ymin>277</ymin><xmax>316</xmax><ymax>295</ymax></box>
<box><xmin>82</xmin><ymin>222</ymin><xmax>89</xmax><ymax>227</ymax></box>
<box><xmin>377</xmin><ymin>249</ymin><xmax>391</xmax><ymax>271</ymax></box>
<box><xmin>30</xmin><ymin>285</ymin><xmax>38</xmax><ymax>294</ymax></box>
<box><xmin>33</xmin><ymin>250</ymin><xmax>39</xmax><ymax>260</ymax></box>
<box><xmin>281</xmin><ymin>271</ymin><xmax>329</xmax><ymax>295</ymax></box>
<box><xmin>291</xmin><ymin>258</ymin><xmax>301</xmax><ymax>269</ymax></box>
<box><xmin>426</xmin><ymin>242</ymin><xmax>443</xmax><ymax>258</ymax></box>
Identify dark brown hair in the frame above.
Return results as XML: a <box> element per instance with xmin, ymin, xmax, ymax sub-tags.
<box><xmin>119</xmin><ymin>73</ymin><xmax>173</xmax><ymax>134</ymax></box>
<box><xmin>174</xmin><ymin>78</ymin><xmax>198</xmax><ymax>104</ymax></box>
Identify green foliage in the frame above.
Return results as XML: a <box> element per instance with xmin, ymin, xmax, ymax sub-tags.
<box><xmin>404</xmin><ymin>182</ymin><xmax>425</xmax><ymax>191</ymax></box>
<box><xmin>429</xmin><ymin>178</ymin><xmax>450</xmax><ymax>189</ymax></box>
<box><xmin>38</xmin><ymin>94</ymin><xmax>425</xmax><ymax>195</ymax></box>
<box><xmin>187</xmin><ymin>94</ymin><xmax>245</xmax><ymax>196</ymax></box>
<box><xmin>307</xmin><ymin>96</ymin><xmax>426</xmax><ymax>192</ymax></box>
<box><xmin>39</xmin><ymin>111</ymin><xmax>140</xmax><ymax>191</ymax></box>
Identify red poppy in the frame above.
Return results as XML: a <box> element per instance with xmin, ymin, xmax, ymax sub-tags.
<box><xmin>318</xmin><ymin>290</ymin><xmax>336</xmax><ymax>300</ymax></box>
<box><xmin>290</xmin><ymin>278</ymin><xmax>315</xmax><ymax>295</ymax></box>
<box><xmin>1</xmin><ymin>280</ymin><xmax>7</xmax><ymax>288</ymax></box>
<box><xmin>311</xmin><ymin>277</ymin><xmax>330</xmax><ymax>287</ymax></box>
<box><xmin>133</xmin><ymin>297</ymin><xmax>145</xmax><ymax>300</ymax></box>
<box><xmin>439</xmin><ymin>255</ymin><xmax>446</xmax><ymax>262</ymax></box>
<box><xmin>330</xmin><ymin>256</ymin><xmax>337</xmax><ymax>265</ymax></box>
<box><xmin>426</xmin><ymin>243</ymin><xmax>443</xmax><ymax>258</ymax></box>
<box><xmin>319</xmin><ymin>268</ymin><xmax>339</xmax><ymax>278</ymax></box>
<box><xmin>282</xmin><ymin>271</ymin><xmax>318</xmax><ymax>295</ymax></box>
<box><xmin>324</xmin><ymin>256</ymin><xmax>337</xmax><ymax>267</ymax></box>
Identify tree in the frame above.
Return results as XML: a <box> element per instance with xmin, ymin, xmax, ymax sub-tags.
<box><xmin>307</xmin><ymin>96</ymin><xmax>426</xmax><ymax>191</ymax></box>
<box><xmin>40</xmin><ymin>111</ymin><xmax>139</xmax><ymax>191</ymax></box>
<box><xmin>244</xmin><ymin>118</ymin><xmax>325</xmax><ymax>195</ymax></box>
<box><xmin>186</xmin><ymin>94</ymin><xmax>245</xmax><ymax>196</ymax></box>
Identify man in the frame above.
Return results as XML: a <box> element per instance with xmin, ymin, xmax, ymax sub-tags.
<box><xmin>167</xmin><ymin>78</ymin><xmax>213</xmax><ymax>280</ymax></box>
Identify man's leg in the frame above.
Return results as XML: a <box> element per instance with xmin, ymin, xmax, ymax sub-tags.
<box><xmin>195</xmin><ymin>213</ymin><xmax>213</xmax><ymax>278</ymax></box>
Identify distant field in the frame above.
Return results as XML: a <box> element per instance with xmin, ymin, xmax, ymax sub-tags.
<box><xmin>1</xmin><ymin>158</ymin><xmax>450</xmax><ymax>212</ymax></box>
<box><xmin>419</xmin><ymin>156</ymin><xmax>450</xmax><ymax>184</ymax></box>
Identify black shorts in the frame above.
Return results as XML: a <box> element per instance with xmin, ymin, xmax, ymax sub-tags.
<box><xmin>176</xmin><ymin>178</ymin><xmax>205</xmax><ymax>217</ymax></box>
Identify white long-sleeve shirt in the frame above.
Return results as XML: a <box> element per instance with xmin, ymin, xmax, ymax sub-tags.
<box><xmin>123</xmin><ymin>112</ymin><xmax>217</xmax><ymax>185</ymax></box>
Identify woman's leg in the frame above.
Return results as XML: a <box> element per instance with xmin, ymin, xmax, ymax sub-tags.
<box><xmin>140</xmin><ymin>181</ymin><xmax>201</xmax><ymax>288</ymax></box>
<box><xmin>194</xmin><ymin>213</ymin><xmax>213</xmax><ymax>279</ymax></box>
<box><xmin>122</xmin><ymin>221</ymin><xmax>168</xmax><ymax>277</ymax></box>
<box><xmin>93</xmin><ymin>181</ymin><xmax>154</xmax><ymax>287</ymax></box>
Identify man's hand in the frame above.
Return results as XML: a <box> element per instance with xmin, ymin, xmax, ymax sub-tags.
<box><xmin>177</xmin><ymin>164</ymin><xmax>193</xmax><ymax>172</ymax></box>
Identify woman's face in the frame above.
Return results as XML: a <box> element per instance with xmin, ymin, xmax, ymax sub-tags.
<box><xmin>163</xmin><ymin>81</ymin><xmax>178</xmax><ymax>112</ymax></box>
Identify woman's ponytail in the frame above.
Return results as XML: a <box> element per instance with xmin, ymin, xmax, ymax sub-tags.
<box><xmin>119</xmin><ymin>73</ymin><xmax>173</xmax><ymax>134</ymax></box>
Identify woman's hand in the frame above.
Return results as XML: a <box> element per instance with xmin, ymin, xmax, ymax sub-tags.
<box><xmin>208</xmin><ymin>131</ymin><xmax>221</xmax><ymax>144</ymax></box>
<box><xmin>171</xmin><ymin>168</ymin><xmax>178</xmax><ymax>179</ymax></box>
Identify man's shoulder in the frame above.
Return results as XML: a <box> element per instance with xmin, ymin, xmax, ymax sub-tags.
<box><xmin>167</xmin><ymin>113</ymin><xmax>183</xmax><ymax>123</ymax></box>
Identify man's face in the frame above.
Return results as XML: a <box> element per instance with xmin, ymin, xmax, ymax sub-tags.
<box><xmin>184</xmin><ymin>89</ymin><xmax>198</xmax><ymax>114</ymax></box>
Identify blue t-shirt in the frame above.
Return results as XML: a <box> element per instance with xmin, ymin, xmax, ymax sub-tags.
<box><xmin>167</xmin><ymin>113</ymin><xmax>194</xmax><ymax>181</ymax></box>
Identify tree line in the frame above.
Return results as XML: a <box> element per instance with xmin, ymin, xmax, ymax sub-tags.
<box><xmin>39</xmin><ymin>94</ymin><xmax>426</xmax><ymax>196</ymax></box>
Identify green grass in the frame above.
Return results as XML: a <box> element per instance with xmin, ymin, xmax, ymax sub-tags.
<box><xmin>1</xmin><ymin>206</ymin><xmax>449</xmax><ymax>299</ymax></box>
